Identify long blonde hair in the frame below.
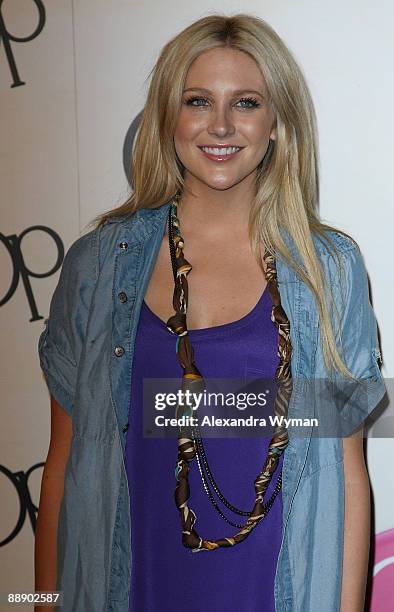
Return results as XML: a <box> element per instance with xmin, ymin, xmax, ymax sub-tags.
<box><xmin>91</xmin><ymin>13</ymin><xmax>358</xmax><ymax>379</ymax></box>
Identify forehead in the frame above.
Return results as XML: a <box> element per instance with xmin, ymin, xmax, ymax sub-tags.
<box><xmin>185</xmin><ymin>47</ymin><xmax>267</xmax><ymax>92</ymax></box>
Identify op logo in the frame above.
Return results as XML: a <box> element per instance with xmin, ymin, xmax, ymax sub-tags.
<box><xmin>0</xmin><ymin>0</ymin><xmax>46</xmax><ymax>88</ymax></box>
<box><xmin>0</xmin><ymin>463</ymin><xmax>44</xmax><ymax>546</ymax></box>
<box><xmin>0</xmin><ymin>226</ymin><xmax>64</xmax><ymax>321</ymax></box>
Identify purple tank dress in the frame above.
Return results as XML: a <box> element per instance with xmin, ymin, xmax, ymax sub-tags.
<box><xmin>125</xmin><ymin>284</ymin><xmax>283</xmax><ymax>611</ymax></box>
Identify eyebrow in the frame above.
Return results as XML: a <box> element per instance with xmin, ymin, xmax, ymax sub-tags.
<box><xmin>183</xmin><ymin>87</ymin><xmax>266</xmax><ymax>98</ymax></box>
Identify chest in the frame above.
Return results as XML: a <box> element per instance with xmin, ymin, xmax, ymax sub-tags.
<box><xmin>143</xmin><ymin>229</ymin><xmax>267</xmax><ymax>330</ymax></box>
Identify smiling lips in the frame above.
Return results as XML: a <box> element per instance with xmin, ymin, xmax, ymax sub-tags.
<box><xmin>198</xmin><ymin>145</ymin><xmax>244</xmax><ymax>162</ymax></box>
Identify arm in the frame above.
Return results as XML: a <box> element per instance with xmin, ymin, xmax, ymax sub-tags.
<box><xmin>36</xmin><ymin>228</ymin><xmax>98</xmax><ymax>609</ymax></box>
<box><xmin>340</xmin><ymin>428</ymin><xmax>370</xmax><ymax>612</ymax></box>
<box><xmin>34</xmin><ymin>396</ymin><xmax>73</xmax><ymax>612</ymax></box>
<box><xmin>324</xmin><ymin>241</ymin><xmax>386</xmax><ymax>611</ymax></box>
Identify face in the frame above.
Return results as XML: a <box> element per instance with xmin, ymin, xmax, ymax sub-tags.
<box><xmin>174</xmin><ymin>46</ymin><xmax>276</xmax><ymax>192</ymax></box>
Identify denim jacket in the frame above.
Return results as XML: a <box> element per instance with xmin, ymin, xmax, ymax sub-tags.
<box><xmin>38</xmin><ymin>200</ymin><xmax>386</xmax><ymax>611</ymax></box>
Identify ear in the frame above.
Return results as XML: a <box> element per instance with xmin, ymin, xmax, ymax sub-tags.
<box><xmin>270</xmin><ymin>116</ymin><xmax>277</xmax><ymax>141</ymax></box>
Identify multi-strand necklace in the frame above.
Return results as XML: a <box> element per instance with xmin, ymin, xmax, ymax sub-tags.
<box><xmin>165</xmin><ymin>193</ymin><xmax>293</xmax><ymax>552</ymax></box>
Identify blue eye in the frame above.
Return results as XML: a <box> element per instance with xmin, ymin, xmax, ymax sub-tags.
<box><xmin>237</xmin><ymin>97</ymin><xmax>260</xmax><ymax>108</ymax></box>
<box><xmin>183</xmin><ymin>96</ymin><xmax>261</xmax><ymax>108</ymax></box>
<box><xmin>185</xmin><ymin>97</ymin><xmax>208</xmax><ymax>106</ymax></box>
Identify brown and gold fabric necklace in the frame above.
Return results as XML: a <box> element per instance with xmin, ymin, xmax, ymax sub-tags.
<box><xmin>165</xmin><ymin>193</ymin><xmax>292</xmax><ymax>552</ymax></box>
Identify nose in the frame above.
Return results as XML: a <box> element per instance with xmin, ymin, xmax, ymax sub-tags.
<box><xmin>207</xmin><ymin>103</ymin><xmax>235</xmax><ymax>138</ymax></box>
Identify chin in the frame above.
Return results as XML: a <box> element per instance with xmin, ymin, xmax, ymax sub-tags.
<box><xmin>184</xmin><ymin>166</ymin><xmax>246</xmax><ymax>191</ymax></box>
<box><xmin>198</xmin><ymin>174</ymin><xmax>244</xmax><ymax>191</ymax></box>
<box><xmin>210</xmin><ymin>178</ymin><xmax>248</xmax><ymax>191</ymax></box>
<box><xmin>213</xmin><ymin>183</ymin><xmax>241</xmax><ymax>191</ymax></box>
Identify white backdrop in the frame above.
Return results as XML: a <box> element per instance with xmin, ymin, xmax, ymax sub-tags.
<box><xmin>1</xmin><ymin>1</ymin><xmax>393</xmax><ymax>609</ymax></box>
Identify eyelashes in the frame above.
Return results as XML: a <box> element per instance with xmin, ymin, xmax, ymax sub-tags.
<box><xmin>184</xmin><ymin>96</ymin><xmax>261</xmax><ymax>109</ymax></box>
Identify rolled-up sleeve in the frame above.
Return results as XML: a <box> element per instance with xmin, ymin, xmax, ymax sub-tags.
<box><xmin>38</xmin><ymin>229</ymin><xmax>98</xmax><ymax>417</ymax></box>
<box><xmin>329</xmin><ymin>243</ymin><xmax>387</xmax><ymax>433</ymax></box>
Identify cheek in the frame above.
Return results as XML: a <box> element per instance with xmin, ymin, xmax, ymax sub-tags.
<box><xmin>241</xmin><ymin>120</ymin><xmax>271</xmax><ymax>144</ymax></box>
<box><xmin>174</xmin><ymin>112</ymin><xmax>204</xmax><ymax>145</ymax></box>
<box><xmin>236</xmin><ymin>109</ymin><xmax>274</xmax><ymax>143</ymax></box>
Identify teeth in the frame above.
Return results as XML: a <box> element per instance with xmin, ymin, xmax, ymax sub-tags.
<box><xmin>201</xmin><ymin>146</ymin><xmax>241</xmax><ymax>155</ymax></box>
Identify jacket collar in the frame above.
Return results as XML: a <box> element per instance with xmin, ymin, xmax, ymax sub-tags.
<box><xmin>113</xmin><ymin>200</ymin><xmax>301</xmax><ymax>284</ymax></box>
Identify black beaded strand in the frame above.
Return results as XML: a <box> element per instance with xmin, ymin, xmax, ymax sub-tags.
<box><xmin>168</xmin><ymin>203</ymin><xmax>283</xmax><ymax>527</ymax></box>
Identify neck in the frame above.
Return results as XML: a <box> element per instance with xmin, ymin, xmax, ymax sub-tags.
<box><xmin>176</xmin><ymin>174</ymin><xmax>256</xmax><ymax>239</ymax></box>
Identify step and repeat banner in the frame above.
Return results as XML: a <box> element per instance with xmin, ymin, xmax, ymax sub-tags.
<box><xmin>1</xmin><ymin>1</ymin><xmax>393</xmax><ymax>609</ymax></box>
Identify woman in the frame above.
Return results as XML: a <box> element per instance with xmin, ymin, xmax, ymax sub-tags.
<box><xmin>35</xmin><ymin>13</ymin><xmax>386</xmax><ymax>612</ymax></box>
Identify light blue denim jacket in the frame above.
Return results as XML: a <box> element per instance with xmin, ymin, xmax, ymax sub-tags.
<box><xmin>38</xmin><ymin>200</ymin><xmax>386</xmax><ymax>611</ymax></box>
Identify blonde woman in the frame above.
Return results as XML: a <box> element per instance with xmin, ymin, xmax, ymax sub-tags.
<box><xmin>35</xmin><ymin>13</ymin><xmax>386</xmax><ymax>612</ymax></box>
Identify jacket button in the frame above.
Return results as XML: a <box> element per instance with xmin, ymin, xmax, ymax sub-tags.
<box><xmin>114</xmin><ymin>346</ymin><xmax>125</xmax><ymax>357</ymax></box>
<box><xmin>119</xmin><ymin>241</ymin><xmax>128</xmax><ymax>250</ymax></box>
<box><xmin>122</xmin><ymin>422</ymin><xmax>129</xmax><ymax>433</ymax></box>
<box><xmin>118</xmin><ymin>291</ymin><xmax>128</xmax><ymax>303</ymax></box>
